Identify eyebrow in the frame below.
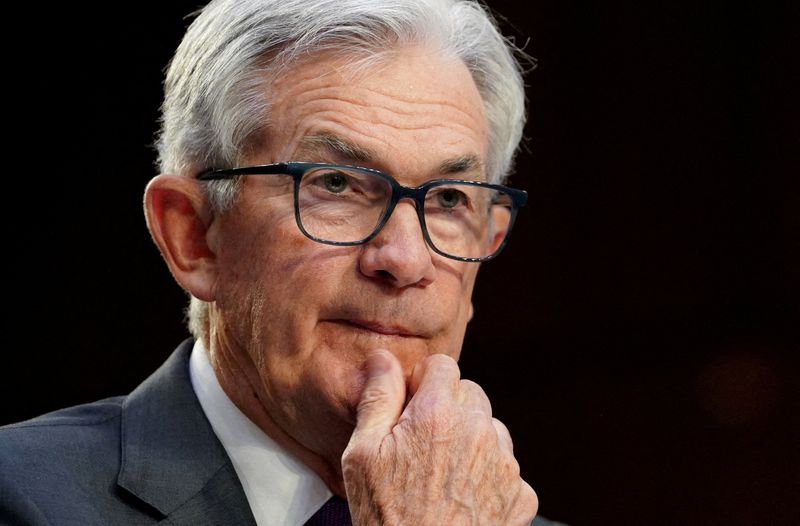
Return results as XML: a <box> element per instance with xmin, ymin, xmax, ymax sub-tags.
<box><xmin>299</xmin><ymin>133</ymin><xmax>374</xmax><ymax>163</ymax></box>
<box><xmin>438</xmin><ymin>154</ymin><xmax>481</xmax><ymax>175</ymax></box>
<box><xmin>298</xmin><ymin>132</ymin><xmax>483</xmax><ymax>176</ymax></box>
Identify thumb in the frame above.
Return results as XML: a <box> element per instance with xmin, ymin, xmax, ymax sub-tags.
<box><xmin>349</xmin><ymin>350</ymin><xmax>406</xmax><ymax>445</ymax></box>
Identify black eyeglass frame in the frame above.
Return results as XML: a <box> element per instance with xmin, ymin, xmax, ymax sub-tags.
<box><xmin>197</xmin><ymin>162</ymin><xmax>528</xmax><ymax>262</ymax></box>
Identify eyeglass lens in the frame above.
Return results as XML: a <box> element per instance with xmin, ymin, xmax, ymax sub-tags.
<box><xmin>296</xmin><ymin>166</ymin><xmax>512</xmax><ymax>259</ymax></box>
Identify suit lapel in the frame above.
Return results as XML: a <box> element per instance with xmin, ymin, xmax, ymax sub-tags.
<box><xmin>117</xmin><ymin>339</ymin><xmax>256</xmax><ymax>525</ymax></box>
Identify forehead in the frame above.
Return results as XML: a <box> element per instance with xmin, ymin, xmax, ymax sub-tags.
<box><xmin>256</xmin><ymin>46</ymin><xmax>489</xmax><ymax>179</ymax></box>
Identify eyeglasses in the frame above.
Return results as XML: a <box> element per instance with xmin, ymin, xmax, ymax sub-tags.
<box><xmin>197</xmin><ymin>162</ymin><xmax>527</xmax><ymax>262</ymax></box>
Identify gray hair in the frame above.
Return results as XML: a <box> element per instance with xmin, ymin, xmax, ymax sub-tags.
<box><xmin>155</xmin><ymin>0</ymin><xmax>531</xmax><ymax>341</ymax></box>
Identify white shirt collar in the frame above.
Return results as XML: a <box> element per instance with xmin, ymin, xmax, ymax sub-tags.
<box><xmin>189</xmin><ymin>339</ymin><xmax>332</xmax><ymax>526</ymax></box>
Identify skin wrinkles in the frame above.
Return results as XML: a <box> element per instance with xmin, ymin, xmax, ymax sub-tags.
<box><xmin>288</xmin><ymin>114</ymin><xmax>483</xmax><ymax>181</ymax></box>
<box><xmin>292</xmin><ymin>86</ymin><xmax>466</xmax><ymax>116</ymax></box>
<box><xmin>286</xmin><ymin>95</ymin><xmax>483</xmax><ymax>146</ymax></box>
<box><xmin>207</xmin><ymin>45</ymin><xmax>489</xmax><ymax>494</ymax></box>
<box><xmin>287</xmin><ymin>89</ymin><xmax>484</xmax><ymax>132</ymax></box>
<box><xmin>298</xmin><ymin>132</ymin><xmax>485</xmax><ymax>183</ymax></box>
<box><xmin>277</xmin><ymin>60</ymin><xmax>483</xmax><ymax>123</ymax></box>
<box><xmin>271</xmin><ymin>62</ymin><xmax>485</xmax><ymax>169</ymax></box>
<box><xmin>282</xmin><ymin>110</ymin><xmax>479</xmax><ymax>177</ymax></box>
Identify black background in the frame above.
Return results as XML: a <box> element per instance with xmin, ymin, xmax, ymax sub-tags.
<box><xmin>3</xmin><ymin>1</ymin><xmax>798</xmax><ymax>525</ymax></box>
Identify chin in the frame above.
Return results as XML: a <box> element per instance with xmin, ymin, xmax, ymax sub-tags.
<box><xmin>340</xmin><ymin>368</ymin><xmax>367</xmax><ymax>425</ymax></box>
<box><xmin>307</xmin><ymin>349</ymin><xmax>369</xmax><ymax>427</ymax></box>
<box><xmin>308</xmin><ymin>322</ymin><xmax>443</xmax><ymax>420</ymax></box>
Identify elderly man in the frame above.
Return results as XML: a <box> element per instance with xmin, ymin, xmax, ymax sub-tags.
<box><xmin>1</xmin><ymin>0</ymin><xmax>562</xmax><ymax>524</ymax></box>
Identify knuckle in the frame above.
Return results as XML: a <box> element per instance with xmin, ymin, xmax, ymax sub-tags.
<box><xmin>501</xmin><ymin>453</ymin><xmax>522</xmax><ymax>480</ymax></box>
<box><xmin>461</xmin><ymin>378</ymin><xmax>483</xmax><ymax>391</ymax></box>
<box><xmin>411</xmin><ymin>354</ymin><xmax>460</xmax><ymax>395</ymax></box>
<box><xmin>424</xmin><ymin>352</ymin><xmax>459</xmax><ymax>371</ymax></box>
<box><xmin>492</xmin><ymin>417</ymin><xmax>511</xmax><ymax>440</ymax></box>
<box><xmin>492</xmin><ymin>418</ymin><xmax>515</xmax><ymax>453</ymax></box>
<box><xmin>491</xmin><ymin>416</ymin><xmax>508</xmax><ymax>432</ymax></box>
<box><xmin>459</xmin><ymin>378</ymin><xmax>483</xmax><ymax>394</ymax></box>
<box><xmin>505</xmin><ymin>481</ymin><xmax>539</xmax><ymax>526</ymax></box>
<box><xmin>522</xmin><ymin>481</ymin><xmax>539</xmax><ymax>515</ymax></box>
<box><xmin>458</xmin><ymin>379</ymin><xmax>492</xmax><ymax>411</ymax></box>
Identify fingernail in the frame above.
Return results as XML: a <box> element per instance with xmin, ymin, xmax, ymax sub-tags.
<box><xmin>366</xmin><ymin>351</ymin><xmax>391</xmax><ymax>377</ymax></box>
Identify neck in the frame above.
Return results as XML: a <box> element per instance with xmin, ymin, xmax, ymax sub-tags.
<box><xmin>206</xmin><ymin>335</ymin><xmax>348</xmax><ymax>498</ymax></box>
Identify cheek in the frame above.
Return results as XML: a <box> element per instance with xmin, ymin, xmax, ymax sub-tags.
<box><xmin>433</xmin><ymin>262</ymin><xmax>479</xmax><ymax>358</ymax></box>
<box><xmin>436</xmin><ymin>258</ymin><xmax>479</xmax><ymax>311</ymax></box>
<box><xmin>213</xmin><ymin>206</ymin><xmax>312</xmax><ymax>348</ymax></box>
<box><xmin>219</xmin><ymin>200</ymin><xmax>311</xmax><ymax>291</ymax></box>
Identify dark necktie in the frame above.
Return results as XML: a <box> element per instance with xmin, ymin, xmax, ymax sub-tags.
<box><xmin>305</xmin><ymin>495</ymin><xmax>353</xmax><ymax>526</ymax></box>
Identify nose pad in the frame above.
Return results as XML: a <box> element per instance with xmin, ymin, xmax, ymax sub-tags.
<box><xmin>358</xmin><ymin>201</ymin><xmax>436</xmax><ymax>288</ymax></box>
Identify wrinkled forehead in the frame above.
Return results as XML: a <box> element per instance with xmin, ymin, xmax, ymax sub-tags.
<box><xmin>249</xmin><ymin>45</ymin><xmax>489</xmax><ymax>176</ymax></box>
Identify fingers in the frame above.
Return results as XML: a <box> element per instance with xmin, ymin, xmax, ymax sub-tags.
<box><xmin>409</xmin><ymin>353</ymin><xmax>460</xmax><ymax>397</ymax></box>
<box><xmin>492</xmin><ymin>417</ymin><xmax>514</xmax><ymax>454</ymax></box>
<box><xmin>459</xmin><ymin>379</ymin><xmax>493</xmax><ymax>417</ymax></box>
<box><xmin>512</xmin><ymin>480</ymin><xmax>539</xmax><ymax>526</ymax></box>
<box><xmin>352</xmin><ymin>351</ymin><xmax>504</xmax><ymax>452</ymax></box>
<box><xmin>349</xmin><ymin>350</ymin><xmax>406</xmax><ymax>446</ymax></box>
<box><xmin>344</xmin><ymin>351</ymin><xmax>537</xmax><ymax>526</ymax></box>
<box><xmin>409</xmin><ymin>355</ymin><xmax>492</xmax><ymax>414</ymax></box>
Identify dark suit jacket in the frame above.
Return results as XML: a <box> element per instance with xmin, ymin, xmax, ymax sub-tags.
<box><xmin>0</xmin><ymin>339</ymin><xmax>564</xmax><ymax>525</ymax></box>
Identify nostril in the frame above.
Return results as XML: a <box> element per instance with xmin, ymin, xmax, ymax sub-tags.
<box><xmin>370</xmin><ymin>269</ymin><xmax>396</xmax><ymax>284</ymax></box>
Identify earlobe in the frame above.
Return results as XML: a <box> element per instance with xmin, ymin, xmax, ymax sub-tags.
<box><xmin>143</xmin><ymin>174</ymin><xmax>217</xmax><ymax>301</ymax></box>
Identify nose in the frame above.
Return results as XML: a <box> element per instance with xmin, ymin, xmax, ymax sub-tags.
<box><xmin>358</xmin><ymin>201</ymin><xmax>437</xmax><ymax>288</ymax></box>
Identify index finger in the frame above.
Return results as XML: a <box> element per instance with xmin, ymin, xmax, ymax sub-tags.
<box><xmin>408</xmin><ymin>353</ymin><xmax>461</xmax><ymax>398</ymax></box>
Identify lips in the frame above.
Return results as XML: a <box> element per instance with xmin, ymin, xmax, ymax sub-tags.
<box><xmin>330</xmin><ymin>319</ymin><xmax>421</xmax><ymax>338</ymax></box>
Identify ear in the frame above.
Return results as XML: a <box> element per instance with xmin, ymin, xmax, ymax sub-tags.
<box><xmin>143</xmin><ymin>174</ymin><xmax>217</xmax><ymax>301</ymax></box>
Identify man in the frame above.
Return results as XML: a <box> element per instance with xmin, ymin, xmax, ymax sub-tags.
<box><xmin>1</xmin><ymin>0</ymin><xmax>562</xmax><ymax>524</ymax></box>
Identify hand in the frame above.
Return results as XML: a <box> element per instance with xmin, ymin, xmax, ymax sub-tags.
<box><xmin>342</xmin><ymin>350</ymin><xmax>538</xmax><ymax>525</ymax></box>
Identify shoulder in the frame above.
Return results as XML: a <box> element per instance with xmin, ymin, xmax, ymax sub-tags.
<box><xmin>0</xmin><ymin>397</ymin><xmax>128</xmax><ymax>525</ymax></box>
<box><xmin>0</xmin><ymin>396</ymin><xmax>126</xmax><ymax>485</ymax></box>
<box><xmin>2</xmin><ymin>396</ymin><xmax>124</xmax><ymax>431</ymax></box>
<box><xmin>0</xmin><ymin>340</ymin><xmax>207</xmax><ymax>525</ymax></box>
<box><xmin>0</xmin><ymin>396</ymin><xmax>125</xmax><ymax>452</ymax></box>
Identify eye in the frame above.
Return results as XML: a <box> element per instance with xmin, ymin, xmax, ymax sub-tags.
<box><xmin>436</xmin><ymin>188</ymin><xmax>466</xmax><ymax>208</ymax></box>
<box><xmin>322</xmin><ymin>171</ymin><xmax>349</xmax><ymax>193</ymax></box>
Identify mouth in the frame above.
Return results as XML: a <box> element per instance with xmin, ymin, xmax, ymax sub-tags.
<box><xmin>330</xmin><ymin>319</ymin><xmax>421</xmax><ymax>338</ymax></box>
